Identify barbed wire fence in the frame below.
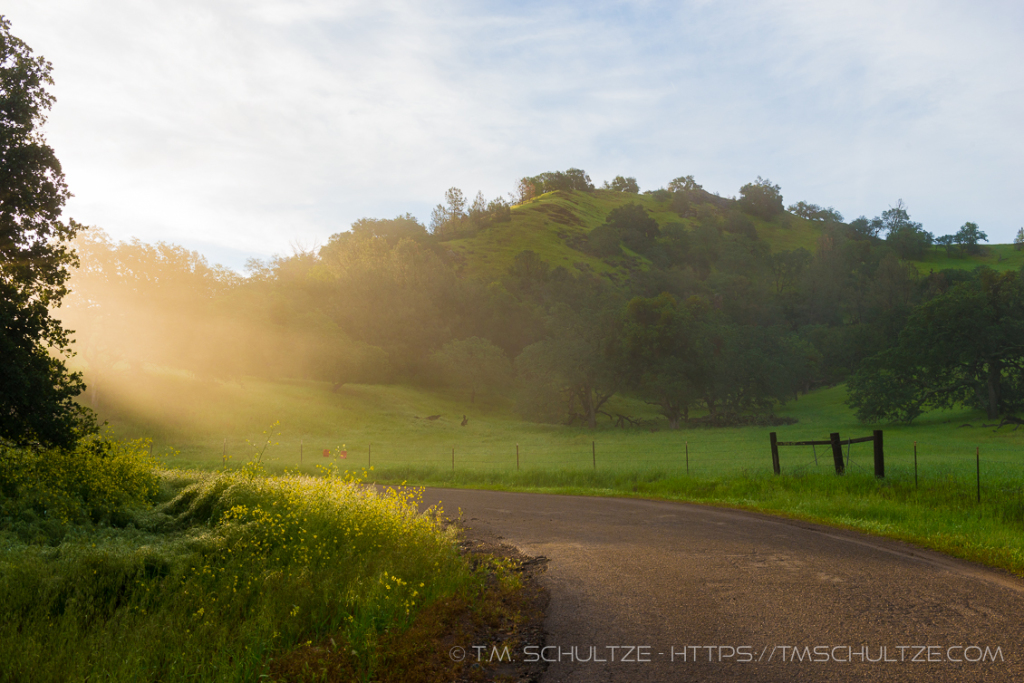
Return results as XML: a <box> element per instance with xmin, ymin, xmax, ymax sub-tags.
<box><xmin>197</xmin><ymin>428</ymin><xmax>1023</xmax><ymax>501</ymax></box>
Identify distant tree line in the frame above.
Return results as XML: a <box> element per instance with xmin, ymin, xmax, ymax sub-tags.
<box><xmin>61</xmin><ymin>169</ymin><xmax>1022</xmax><ymax>434</ymax></box>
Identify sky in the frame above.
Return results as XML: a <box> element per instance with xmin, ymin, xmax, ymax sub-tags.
<box><xmin>7</xmin><ymin>0</ymin><xmax>1024</xmax><ymax>270</ymax></box>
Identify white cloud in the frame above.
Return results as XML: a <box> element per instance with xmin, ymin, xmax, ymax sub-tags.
<box><xmin>4</xmin><ymin>0</ymin><xmax>1022</xmax><ymax>268</ymax></box>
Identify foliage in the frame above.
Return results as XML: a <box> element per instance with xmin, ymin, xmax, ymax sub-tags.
<box><xmin>587</xmin><ymin>202</ymin><xmax>660</xmax><ymax>259</ymax></box>
<box><xmin>620</xmin><ymin>293</ymin><xmax>699</xmax><ymax>428</ymax></box>
<box><xmin>430</xmin><ymin>187</ymin><xmax>510</xmax><ymax>238</ymax></box>
<box><xmin>432</xmin><ymin>336</ymin><xmax>512</xmax><ymax>403</ymax></box>
<box><xmin>848</xmin><ymin>216</ymin><xmax>876</xmax><ymax>239</ymax></box>
<box><xmin>866</xmin><ymin>200</ymin><xmax>934</xmax><ymax>260</ymax></box>
<box><xmin>603</xmin><ymin>175</ymin><xmax>639</xmax><ymax>193</ymax></box>
<box><xmin>62</xmin><ymin>226</ymin><xmax>242</xmax><ymax>388</ymax></box>
<box><xmin>935</xmin><ymin>233</ymin><xmax>957</xmax><ymax>257</ymax></box>
<box><xmin>510</xmin><ymin>177</ymin><xmax>536</xmax><ymax>205</ymax></box>
<box><xmin>61</xmin><ymin>168</ymin><xmax>1024</xmax><ymax>437</ymax></box>
<box><xmin>953</xmin><ymin>221</ymin><xmax>987</xmax><ymax>256</ymax></box>
<box><xmin>0</xmin><ymin>17</ymin><xmax>94</xmax><ymax>448</ymax></box>
<box><xmin>523</xmin><ymin>168</ymin><xmax>594</xmax><ymax>195</ymax></box>
<box><xmin>738</xmin><ymin>176</ymin><xmax>784</xmax><ymax>220</ymax></box>
<box><xmin>0</xmin><ymin>436</ymin><xmax>159</xmax><ymax>536</ymax></box>
<box><xmin>766</xmin><ymin>248</ymin><xmax>811</xmax><ymax>294</ymax></box>
<box><xmin>787</xmin><ymin>201</ymin><xmax>842</xmax><ymax>222</ymax></box>
<box><xmin>887</xmin><ymin>222</ymin><xmax>934</xmax><ymax>260</ymax></box>
<box><xmin>848</xmin><ymin>271</ymin><xmax>1024</xmax><ymax>422</ymax></box>
<box><xmin>0</xmin><ymin>463</ymin><xmax>484</xmax><ymax>681</ymax></box>
<box><xmin>867</xmin><ymin>199</ymin><xmax>913</xmax><ymax>238</ymax></box>
<box><xmin>350</xmin><ymin>213</ymin><xmax>428</xmax><ymax>243</ymax></box>
<box><xmin>514</xmin><ymin>278</ymin><xmax>624</xmax><ymax>428</ymax></box>
<box><xmin>1015</xmin><ymin>227</ymin><xmax>1024</xmax><ymax>252</ymax></box>
<box><xmin>430</xmin><ymin>187</ymin><xmax>467</xmax><ymax>236</ymax></box>
<box><xmin>667</xmin><ymin>175</ymin><xmax>702</xmax><ymax>192</ymax></box>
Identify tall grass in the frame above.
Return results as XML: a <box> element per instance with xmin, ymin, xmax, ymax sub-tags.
<box><xmin>0</xmin><ymin>453</ymin><xmax>482</xmax><ymax>682</ymax></box>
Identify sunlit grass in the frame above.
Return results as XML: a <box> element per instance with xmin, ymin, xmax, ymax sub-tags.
<box><xmin>92</xmin><ymin>373</ymin><xmax>1023</xmax><ymax>484</ymax></box>
<box><xmin>0</xmin><ymin>456</ymin><xmax>493</xmax><ymax>682</ymax></box>
<box><xmin>88</xmin><ymin>371</ymin><xmax>1024</xmax><ymax>579</ymax></box>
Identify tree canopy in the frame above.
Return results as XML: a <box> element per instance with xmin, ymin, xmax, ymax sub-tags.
<box><xmin>0</xmin><ymin>18</ymin><xmax>93</xmax><ymax>447</ymax></box>
<box><xmin>738</xmin><ymin>177</ymin><xmax>784</xmax><ymax>220</ymax></box>
<box><xmin>523</xmin><ymin>168</ymin><xmax>594</xmax><ymax>195</ymax></box>
<box><xmin>848</xmin><ymin>271</ymin><xmax>1024</xmax><ymax>422</ymax></box>
<box><xmin>603</xmin><ymin>175</ymin><xmax>639</xmax><ymax>193</ymax></box>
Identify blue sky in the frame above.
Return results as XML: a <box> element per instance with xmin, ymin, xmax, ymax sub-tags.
<box><xmin>7</xmin><ymin>1</ymin><xmax>1024</xmax><ymax>269</ymax></box>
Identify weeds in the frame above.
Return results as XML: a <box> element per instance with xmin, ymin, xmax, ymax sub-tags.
<box><xmin>0</xmin><ymin>453</ymin><xmax>483</xmax><ymax>682</ymax></box>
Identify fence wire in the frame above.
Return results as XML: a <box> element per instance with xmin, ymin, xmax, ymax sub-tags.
<box><xmin>198</xmin><ymin>429</ymin><xmax>1023</xmax><ymax>487</ymax></box>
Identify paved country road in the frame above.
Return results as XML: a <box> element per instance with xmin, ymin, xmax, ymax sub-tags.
<box><xmin>421</xmin><ymin>488</ymin><xmax>1024</xmax><ymax>682</ymax></box>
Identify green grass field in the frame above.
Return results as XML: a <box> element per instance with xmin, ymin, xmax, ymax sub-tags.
<box><xmin>87</xmin><ymin>369</ymin><xmax>1024</xmax><ymax>578</ymax></box>
<box><xmin>96</xmin><ymin>370</ymin><xmax>1023</xmax><ymax>485</ymax></box>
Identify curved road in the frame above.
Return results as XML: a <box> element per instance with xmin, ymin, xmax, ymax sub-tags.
<box><xmin>422</xmin><ymin>488</ymin><xmax>1024</xmax><ymax>682</ymax></box>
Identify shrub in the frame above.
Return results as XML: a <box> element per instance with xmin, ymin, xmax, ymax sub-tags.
<box><xmin>0</xmin><ymin>436</ymin><xmax>159</xmax><ymax>534</ymax></box>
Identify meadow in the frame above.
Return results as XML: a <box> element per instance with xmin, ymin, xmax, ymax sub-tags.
<box><xmin>90</xmin><ymin>369</ymin><xmax>1024</xmax><ymax>577</ymax></box>
<box><xmin>99</xmin><ymin>368</ymin><xmax>1023</xmax><ymax>482</ymax></box>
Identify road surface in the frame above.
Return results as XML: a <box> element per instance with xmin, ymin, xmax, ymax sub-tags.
<box><xmin>422</xmin><ymin>488</ymin><xmax>1024</xmax><ymax>682</ymax></box>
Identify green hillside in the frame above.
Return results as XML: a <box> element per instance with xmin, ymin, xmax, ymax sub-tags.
<box><xmin>909</xmin><ymin>243</ymin><xmax>1024</xmax><ymax>274</ymax></box>
<box><xmin>440</xmin><ymin>187</ymin><xmax>1019</xmax><ymax>287</ymax></box>
<box><xmin>443</xmin><ymin>188</ymin><xmax>831</xmax><ymax>281</ymax></box>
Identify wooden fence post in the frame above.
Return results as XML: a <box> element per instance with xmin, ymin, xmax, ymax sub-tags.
<box><xmin>873</xmin><ymin>430</ymin><xmax>884</xmax><ymax>479</ymax></box>
<box><xmin>830</xmin><ymin>432</ymin><xmax>844</xmax><ymax>475</ymax></box>
<box><xmin>976</xmin><ymin>446</ymin><xmax>981</xmax><ymax>503</ymax></box>
<box><xmin>913</xmin><ymin>441</ymin><xmax>918</xmax><ymax>488</ymax></box>
<box><xmin>769</xmin><ymin>432</ymin><xmax>780</xmax><ymax>475</ymax></box>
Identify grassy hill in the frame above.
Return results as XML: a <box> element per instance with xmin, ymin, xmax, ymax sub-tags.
<box><xmin>442</xmin><ymin>188</ymin><xmax>1019</xmax><ymax>282</ymax></box>
<box><xmin>443</xmin><ymin>188</ymin><xmax>826</xmax><ymax>281</ymax></box>
<box><xmin>909</xmin><ymin>243</ymin><xmax>1024</xmax><ymax>274</ymax></box>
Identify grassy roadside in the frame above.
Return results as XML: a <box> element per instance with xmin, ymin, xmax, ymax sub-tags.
<box><xmin>0</xmin><ymin>438</ymin><xmax>534</xmax><ymax>682</ymax></box>
<box><xmin>358</xmin><ymin>465</ymin><xmax>1024</xmax><ymax>579</ymax></box>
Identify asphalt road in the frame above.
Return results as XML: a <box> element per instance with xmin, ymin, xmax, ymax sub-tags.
<box><xmin>421</xmin><ymin>488</ymin><xmax>1024</xmax><ymax>682</ymax></box>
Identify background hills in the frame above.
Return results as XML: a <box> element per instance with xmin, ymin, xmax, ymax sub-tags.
<box><xmin>61</xmin><ymin>170</ymin><xmax>1024</xmax><ymax>436</ymax></box>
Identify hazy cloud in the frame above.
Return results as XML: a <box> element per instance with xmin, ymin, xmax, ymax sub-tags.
<box><xmin>5</xmin><ymin>0</ymin><xmax>1022</xmax><ymax>267</ymax></box>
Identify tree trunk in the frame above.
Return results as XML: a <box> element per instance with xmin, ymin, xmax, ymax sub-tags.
<box><xmin>986</xmin><ymin>360</ymin><xmax>1002</xmax><ymax>420</ymax></box>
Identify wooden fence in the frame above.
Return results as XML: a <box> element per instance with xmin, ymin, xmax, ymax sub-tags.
<box><xmin>770</xmin><ymin>430</ymin><xmax>884</xmax><ymax>477</ymax></box>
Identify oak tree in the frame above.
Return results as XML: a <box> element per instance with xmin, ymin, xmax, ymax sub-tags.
<box><xmin>0</xmin><ymin>17</ymin><xmax>94</xmax><ymax>447</ymax></box>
